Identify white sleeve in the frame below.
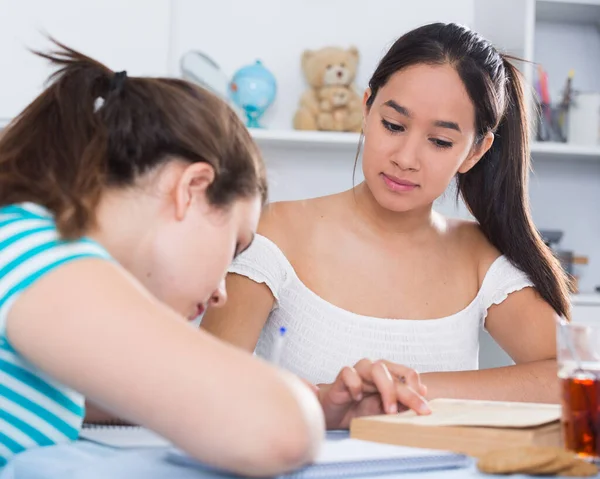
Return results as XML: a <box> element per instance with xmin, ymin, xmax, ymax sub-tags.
<box><xmin>228</xmin><ymin>234</ymin><xmax>291</xmax><ymax>308</ymax></box>
<box><xmin>479</xmin><ymin>256</ymin><xmax>534</xmax><ymax>328</ymax></box>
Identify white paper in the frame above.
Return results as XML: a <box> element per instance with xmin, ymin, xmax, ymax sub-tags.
<box><xmin>79</xmin><ymin>426</ymin><xmax>171</xmax><ymax>448</ymax></box>
<box><xmin>314</xmin><ymin>438</ymin><xmax>452</xmax><ymax>464</ymax></box>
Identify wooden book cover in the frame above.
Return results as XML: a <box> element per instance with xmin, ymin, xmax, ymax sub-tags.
<box><xmin>350</xmin><ymin>398</ymin><xmax>562</xmax><ymax>457</ymax></box>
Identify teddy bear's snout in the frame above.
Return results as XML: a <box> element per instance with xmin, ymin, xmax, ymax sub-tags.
<box><xmin>324</xmin><ymin>65</ymin><xmax>350</xmax><ymax>86</ymax></box>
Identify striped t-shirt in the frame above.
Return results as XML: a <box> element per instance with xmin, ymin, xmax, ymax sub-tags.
<box><xmin>0</xmin><ymin>203</ymin><xmax>111</xmax><ymax>467</ymax></box>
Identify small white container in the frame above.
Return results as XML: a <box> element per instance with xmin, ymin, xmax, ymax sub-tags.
<box><xmin>567</xmin><ymin>92</ymin><xmax>600</xmax><ymax>146</ymax></box>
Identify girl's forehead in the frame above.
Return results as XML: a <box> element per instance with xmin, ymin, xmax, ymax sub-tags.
<box><xmin>377</xmin><ymin>64</ymin><xmax>476</xmax><ymax>132</ymax></box>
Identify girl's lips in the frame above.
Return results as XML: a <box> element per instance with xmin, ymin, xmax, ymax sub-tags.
<box><xmin>381</xmin><ymin>173</ymin><xmax>419</xmax><ymax>192</ymax></box>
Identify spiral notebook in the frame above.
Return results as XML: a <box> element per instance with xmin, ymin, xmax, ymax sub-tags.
<box><xmin>166</xmin><ymin>435</ymin><xmax>470</xmax><ymax>478</ymax></box>
<box><xmin>79</xmin><ymin>424</ymin><xmax>171</xmax><ymax>448</ymax></box>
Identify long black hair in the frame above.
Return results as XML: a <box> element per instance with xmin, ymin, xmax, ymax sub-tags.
<box><xmin>364</xmin><ymin>23</ymin><xmax>571</xmax><ymax>320</ymax></box>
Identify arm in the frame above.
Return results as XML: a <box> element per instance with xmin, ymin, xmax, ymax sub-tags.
<box><xmin>200</xmin><ymin>272</ymin><xmax>274</xmax><ymax>352</ymax></box>
<box><xmin>421</xmin><ymin>287</ymin><xmax>559</xmax><ymax>403</ymax></box>
<box><xmin>202</xmin><ymin>274</ymin><xmax>430</xmax><ymax>428</ymax></box>
<box><xmin>6</xmin><ymin>259</ymin><xmax>324</xmax><ymax>477</ymax></box>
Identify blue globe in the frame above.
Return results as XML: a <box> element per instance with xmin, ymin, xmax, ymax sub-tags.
<box><xmin>229</xmin><ymin>60</ymin><xmax>277</xmax><ymax>129</ymax></box>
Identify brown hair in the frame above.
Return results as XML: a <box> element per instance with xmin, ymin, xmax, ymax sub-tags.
<box><xmin>0</xmin><ymin>40</ymin><xmax>267</xmax><ymax>238</ymax></box>
<box><xmin>363</xmin><ymin>23</ymin><xmax>571</xmax><ymax>320</ymax></box>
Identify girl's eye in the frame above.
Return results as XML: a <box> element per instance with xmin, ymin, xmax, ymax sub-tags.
<box><xmin>381</xmin><ymin>119</ymin><xmax>405</xmax><ymax>133</ymax></box>
<box><xmin>430</xmin><ymin>139</ymin><xmax>453</xmax><ymax>149</ymax></box>
<box><xmin>381</xmin><ymin>119</ymin><xmax>453</xmax><ymax>149</ymax></box>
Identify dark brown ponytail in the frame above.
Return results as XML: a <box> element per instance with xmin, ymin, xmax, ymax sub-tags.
<box><xmin>457</xmin><ymin>57</ymin><xmax>571</xmax><ymax>320</ymax></box>
<box><xmin>0</xmin><ymin>39</ymin><xmax>266</xmax><ymax>238</ymax></box>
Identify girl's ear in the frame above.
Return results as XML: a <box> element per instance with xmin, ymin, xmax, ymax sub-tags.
<box><xmin>174</xmin><ymin>162</ymin><xmax>215</xmax><ymax>220</ymax></box>
<box><xmin>458</xmin><ymin>132</ymin><xmax>494</xmax><ymax>174</ymax></box>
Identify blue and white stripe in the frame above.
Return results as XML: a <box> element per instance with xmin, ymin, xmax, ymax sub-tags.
<box><xmin>0</xmin><ymin>203</ymin><xmax>111</xmax><ymax>467</ymax></box>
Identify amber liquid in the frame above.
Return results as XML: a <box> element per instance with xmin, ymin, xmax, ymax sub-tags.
<box><xmin>561</xmin><ymin>375</ymin><xmax>600</xmax><ymax>458</ymax></box>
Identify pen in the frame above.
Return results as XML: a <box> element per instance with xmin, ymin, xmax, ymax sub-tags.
<box><xmin>561</xmin><ymin>69</ymin><xmax>574</xmax><ymax>109</ymax></box>
<box><xmin>270</xmin><ymin>326</ymin><xmax>287</xmax><ymax>366</ymax></box>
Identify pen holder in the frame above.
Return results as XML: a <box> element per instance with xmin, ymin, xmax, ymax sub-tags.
<box><xmin>537</xmin><ymin>101</ymin><xmax>569</xmax><ymax>143</ymax></box>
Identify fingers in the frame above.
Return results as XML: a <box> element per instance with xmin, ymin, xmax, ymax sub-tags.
<box><xmin>379</xmin><ymin>360</ymin><xmax>426</xmax><ymax>397</ymax></box>
<box><xmin>369</xmin><ymin>361</ymin><xmax>399</xmax><ymax>414</ymax></box>
<box><xmin>396</xmin><ymin>382</ymin><xmax>431</xmax><ymax>415</ymax></box>
<box><xmin>341</xmin><ymin>367</ymin><xmax>364</xmax><ymax>401</ymax></box>
<box><xmin>330</xmin><ymin>366</ymin><xmax>363</xmax><ymax>402</ymax></box>
<box><xmin>354</xmin><ymin>359</ymin><xmax>430</xmax><ymax>415</ymax></box>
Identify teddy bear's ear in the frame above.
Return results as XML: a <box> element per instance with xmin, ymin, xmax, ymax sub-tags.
<box><xmin>301</xmin><ymin>49</ymin><xmax>314</xmax><ymax>69</ymax></box>
<box><xmin>347</xmin><ymin>46</ymin><xmax>359</xmax><ymax>60</ymax></box>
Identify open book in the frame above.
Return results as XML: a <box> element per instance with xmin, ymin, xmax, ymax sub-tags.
<box><xmin>350</xmin><ymin>398</ymin><xmax>562</xmax><ymax>457</ymax></box>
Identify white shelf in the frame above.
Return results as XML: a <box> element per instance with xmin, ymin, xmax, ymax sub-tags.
<box><xmin>531</xmin><ymin>141</ymin><xmax>600</xmax><ymax>160</ymax></box>
<box><xmin>536</xmin><ymin>0</ymin><xmax>600</xmax><ymax>24</ymax></box>
<box><xmin>572</xmin><ymin>293</ymin><xmax>600</xmax><ymax>305</ymax></box>
<box><xmin>2</xmin><ymin>120</ymin><xmax>598</xmax><ymax>162</ymax></box>
<box><xmin>250</xmin><ymin>129</ymin><xmax>361</xmax><ymax>150</ymax></box>
<box><xmin>250</xmin><ymin>129</ymin><xmax>600</xmax><ymax>161</ymax></box>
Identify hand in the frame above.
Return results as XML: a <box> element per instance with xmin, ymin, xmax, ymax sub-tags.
<box><xmin>316</xmin><ymin>359</ymin><xmax>431</xmax><ymax>430</ymax></box>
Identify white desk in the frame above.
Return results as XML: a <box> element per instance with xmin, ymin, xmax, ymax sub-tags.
<box><xmin>0</xmin><ymin>440</ymin><xmax>594</xmax><ymax>479</ymax></box>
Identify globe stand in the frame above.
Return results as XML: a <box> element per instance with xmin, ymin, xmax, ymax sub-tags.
<box><xmin>244</xmin><ymin>106</ymin><xmax>265</xmax><ymax>129</ymax></box>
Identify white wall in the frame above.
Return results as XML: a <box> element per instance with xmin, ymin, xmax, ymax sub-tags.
<box><xmin>474</xmin><ymin>0</ymin><xmax>531</xmax><ymax>59</ymax></box>
<box><xmin>0</xmin><ymin>0</ymin><xmax>171</xmax><ymax>121</ymax></box>
<box><xmin>534</xmin><ymin>21</ymin><xmax>600</xmax><ymax>99</ymax></box>
<box><xmin>169</xmin><ymin>0</ymin><xmax>474</xmax><ymax>130</ymax></box>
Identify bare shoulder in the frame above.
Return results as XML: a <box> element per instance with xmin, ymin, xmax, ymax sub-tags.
<box><xmin>258</xmin><ymin>194</ymin><xmax>341</xmax><ymax>253</ymax></box>
<box><xmin>444</xmin><ymin>217</ymin><xmax>502</xmax><ymax>282</ymax></box>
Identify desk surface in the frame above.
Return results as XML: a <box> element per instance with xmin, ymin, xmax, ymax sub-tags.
<box><xmin>0</xmin><ymin>440</ymin><xmax>594</xmax><ymax>479</ymax></box>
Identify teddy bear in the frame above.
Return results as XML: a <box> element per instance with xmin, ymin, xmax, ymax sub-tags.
<box><xmin>316</xmin><ymin>85</ymin><xmax>362</xmax><ymax>132</ymax></box>
<box><xmin>293</xmin><ymin>46</ymin><xmax>363</xmax><ymax>133</ymax></box>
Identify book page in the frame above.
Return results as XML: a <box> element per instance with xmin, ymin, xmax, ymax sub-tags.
<box><xmin>314</xmin><ymin>438</ymin><xmax>456</xmax><ymax>464</ymax></box>
<box><xmin>366</xmin><ymin>398</ymin><xmax>561</xmax><ymax>428</ymax></box>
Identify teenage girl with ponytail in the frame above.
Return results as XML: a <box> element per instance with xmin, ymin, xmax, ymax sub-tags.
<box><xmin>202</xmin><ymin>23</ymin><xmax>570</xmax><ymax>428</ymax></box>
<box><xmin>0</xmin><ymin>41</ymin><xmax>326</xmax><ymax>474</ymax></box>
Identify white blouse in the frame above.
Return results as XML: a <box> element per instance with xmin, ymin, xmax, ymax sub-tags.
<box><xmin>229</xmin><ymin>234</ymin><xmax>533</xmax><ymax>385</ymax></box>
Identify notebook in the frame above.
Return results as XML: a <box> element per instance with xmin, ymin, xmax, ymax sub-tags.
<box><xmin>79</xmin><ymin>424</ymin><xmax>171</xmax><ymax>448</ymax></box>
<box><xmin>166</xmin><ymin>435</ymin><xmax>470</xmax><ymax>478</ymax></box>
<box><xmin>350</xmin><ymin>398</ymin><xmax>562</xmax><ymax>457</ymax></box>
